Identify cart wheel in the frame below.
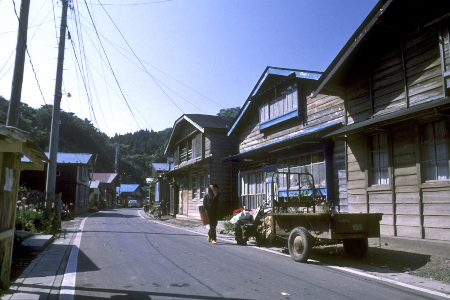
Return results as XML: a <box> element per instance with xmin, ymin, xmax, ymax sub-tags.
<box><xmin>255</xmin><ymin>233</ymin><xmax>266</xmax><ymax>246</ymax></box>
<box><xmin>234</xmin><ymin>221</ymin><xmax>248</xmax><ymax>245</ymax></box>
<box><xmin>288</xmin><ymin>227</ymin><xmax>312</xmax><ymax>263</ymax></box>
<box><xmin>343</xmin><ymin>238</ymin><xmax>368</xmax><ymax>258</ymax></box>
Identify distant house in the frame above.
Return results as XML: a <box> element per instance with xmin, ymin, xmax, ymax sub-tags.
<box><xmin>20</xmin><ymin>152</ymin><xmax>94</xmax><ymax>215</ymax></box>
<box><xmin>150</xmin><ymin>162</ymin><xmax>172</xmax><ymax>209</ymax></box>
<box><xmin>310</xmin><ymin>0</ymin><xmax>450</xmax><ymax>241</ymax></box>
<box><xmin>117</xmin><ymin>183</ymin><xmax>144</xmax><ymax>206</ymax></box>
<box><xmin>226</xmin><ymin>67</ymin><xmax>344</xmax><ymax>212</ymax></box>
<box><xmin>164</xmin><ymin>114</ymin><xmax>238</xmax><ymax>219</ymax></box>
<box><xmin>91</xmin><ymin>173</ymin><xmax>119</xmax><ymax>209</ymax></box>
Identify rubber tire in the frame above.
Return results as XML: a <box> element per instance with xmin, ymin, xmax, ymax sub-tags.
<box><xmin>234</xmin><ymin>221</ymin><xmax>248</xmax><ymax>245</ymax></box>
<box><xmin>288</xmin><ymin>227</ymin><xmax>312</xmax><ymax>263</ymax></box>
<box><xmin>255</xmin><ymin>232</ymin><xmax>266</xmax><ymax>246</ymax></box>
<box><xmin>343</xmin><ymin>238</ymin><xmax>368</xmax><ymax>259</ymax></box>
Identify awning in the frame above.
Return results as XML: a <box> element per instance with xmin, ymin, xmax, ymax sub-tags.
<box><xmin>223</xmin><ymin>121</ymin><xmax>342</xmax><ymax>162</ymax></box>
<box><xmin>324</xmin><ymin>97</ymin><xmax>450</xmax><ymax>138</ymax></box>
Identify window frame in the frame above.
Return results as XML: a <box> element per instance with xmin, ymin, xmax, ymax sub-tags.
<box><xmin>420</xmin><ymin>119</ymin><xmax>450</xmax><ymax>182</ymax></box>
<box><xmin>369</xmin><ymin>132</ymin><xmax>391</xmax><ymax>186</ymax></box>
<box><xmin>259</xmin><ymin>84</ymin><xmax>299</xmax><ymax>129</ymax></box>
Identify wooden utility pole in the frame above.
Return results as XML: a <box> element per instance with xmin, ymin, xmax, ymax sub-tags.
<box><xmin>45</xmin><ymin>0</ymin><xmax>69</xmax><ymax>215</ymax></box>
<box><xmin>6</xmin><ymin>0</ymin><xmax>30</xmax><ymax>127</ymax></box>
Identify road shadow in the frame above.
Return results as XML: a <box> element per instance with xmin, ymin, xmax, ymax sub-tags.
<box><xmin>309</xmin><ymin>244</ymin><xmax>432</xmax><ymax>274</ymax></box>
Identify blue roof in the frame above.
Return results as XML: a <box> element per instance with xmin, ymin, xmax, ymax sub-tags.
<box><xmin>22</xmin><ymin>152</ymin><xmax>92</xmax><ymax>164</ymax></box>
<box><xmin>152</xmin><ymin>163</ymin><xmax>171</xmax><ymax>172</ymax></box>
<box><xmin>45</xmin><ymin>152</ymin><xmax>92</xmax><ymax>164</ymax></box>
<box><xmin>118</xmin><ymin>184</ymin><xmax>141</xmax><ymax>193</ymax></box>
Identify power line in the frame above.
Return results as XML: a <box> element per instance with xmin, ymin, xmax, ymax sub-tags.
<box><xmin>81</xmin><ymin>0</ymin><xmax>142</xmax><ymax>130</ymax></box>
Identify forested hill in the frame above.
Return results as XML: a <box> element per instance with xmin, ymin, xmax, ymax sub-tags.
<box><xmin>0</xmin><ymin>96</ymin><xmax>171</xmax><ymax>184</ymax></box>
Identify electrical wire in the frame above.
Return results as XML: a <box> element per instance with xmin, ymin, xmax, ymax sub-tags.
<box><xmin>81</xmin><ymin>0</ymin><xmax>142</xmax><ymax>130</ymax></box>
<box><xmin>96</xmin><ymin>0</ymin><xmax>186</xmax><ymax>115</ymax></box>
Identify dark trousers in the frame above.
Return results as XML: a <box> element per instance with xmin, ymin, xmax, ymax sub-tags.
<box><xmin>207</xmin><ymin>212</ymin><xmax>218</xmax><ymax>240</ymax></box>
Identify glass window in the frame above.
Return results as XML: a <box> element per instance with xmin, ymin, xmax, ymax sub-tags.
<box><xmin>278</xmin><ymin>151</ymin><xmax>326</xmax><ymax>195</ymax></box>
<box><xmin>240</xmin><ymin>172</ymin><xmax>266</xmax><ymax>209</ymax></box>
<box><xmin>199</xmin><ymin>173</ymin><xmax>207</xmax><ymax>198</ymax></box>
<box><xmin>258</xmin><ymin>84</ymin><xmax>298</xmax><ymax>124</ymax></box>
<box><xmin>370</xmin><ymin>133</ymin><xmax>389</xmax><ymax>185</ymax></box>
<box><xmin>422</xmin><ymin>120</ymin><xmax>450</xmax><ymax>181</ymax></box>
<box><xmin>192</xmin><ymin>175</ymin><xmax>198</xmax><ymax>199</ymax></box>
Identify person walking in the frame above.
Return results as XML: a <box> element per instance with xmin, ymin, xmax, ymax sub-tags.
<box><xmin>203</xmin><ymin>183</ymin><xmax>219</xmax><ymax>244</ymax></box>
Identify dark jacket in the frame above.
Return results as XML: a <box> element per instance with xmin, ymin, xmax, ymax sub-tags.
<box><xmin>203</xmin><ymin>192</ymin><xmax>219</xmax><ymax>217</ymax></box>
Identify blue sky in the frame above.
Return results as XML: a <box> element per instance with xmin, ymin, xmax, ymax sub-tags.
<box><xmin>0</xmin><ymin>0</ymin><xmax>378</xmax><ymax>136</ymax></box>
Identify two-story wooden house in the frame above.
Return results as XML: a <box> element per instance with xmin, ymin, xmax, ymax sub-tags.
<box><xmin>164</xmin><ymin>114</ymin><xmax>237</xmax><ymax>219</ymax></box>
<box><xmin>20</xmin><ymin>152</ymin><xmax>93</xmax><ymax>215</ymax></box>
<box><xmin>226</xmin><ymin>66</ymin><xmax>345</xmax><ymax>211</ymax></box>
<box><xmin>313</xmin><ymin>0</ymin><xmax>450</xmax><ymax>241</ymax></box>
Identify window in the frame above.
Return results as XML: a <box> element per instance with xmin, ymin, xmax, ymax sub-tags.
<box><xmin>277</xmin><ymin>151</ymin><xmax>326</xmax><ymax>195</ymax></box>
<box><xmin>259</xmin><ymin>85</ymin><xmax>298</xmax><ymax>124</ymax></box>
<box><xmin>370</xmin><ymin>133</ymin><xmax>389</xmax><ymax>185</ymax></box>
<box><xmin>199</xmin><ymin>173</ymin><xmax>207</xmax><ymax>198</ymax></box>
<box><xmin>179</xmin><ymin>139</ymin><xmax>193</xmax><ymax>163</ymax></box>
<box><xmin>422</xmin><ymin>120</ymin><xmax>450</xmax><ymax>181</ymax></box>
<box><xmin>240</xmin><ymin>172</ymin><xmax>265</xmax><ymax>209</ymax></box>
<box><xmin>192</xmin><ymin>175</ymin><xmax>198</xmax><ymax>199</ymax></box>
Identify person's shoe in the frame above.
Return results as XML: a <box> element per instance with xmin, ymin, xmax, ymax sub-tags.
<box><xmin>207</xmin><ymin>236</ymin><xmax>211</xmax><ymax>242</ymax></box>
<box><xmin>212</xmin><ymin>240</ymin><xmax>217</xmax><ymax>244</ymax></box>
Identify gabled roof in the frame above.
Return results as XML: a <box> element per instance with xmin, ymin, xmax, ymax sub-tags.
<box><xmin>117</xmin><ymin>184</ymin><xmax>141</xmax><ymax>193</ymax></box>
<box><xmin>92</xmin><ymin>173</ymin><xmax>119</xmax><ymax>184</ymax></box>
<box><xmin>313</xmin><ymin>0</ymin><xmax>450</xmax><ymax>97</ymax></box>
<box><xmin>44</xmin><ymin>152</ymin><xmax>93</xmax><ymax>165</ymax></box>
<box><xmin>165</xmin><ymin>114</ymin><xmax>234</xmax><ymax>154</ymax></box>
<box><xmin>228</xmin><ymin>66</ymin><xmax>322</xmax><ymax>136</ymax></box>
<box><xmin>1</xmin><ymin>125</ymin><xmax>48</xmax><ymax>167</ymax></box>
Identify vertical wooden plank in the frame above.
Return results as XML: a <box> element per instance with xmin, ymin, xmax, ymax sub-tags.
<box><xmin>0</xmin><ymin>152</ymin><xmax>20</xmax><ymax>290</ymax></box>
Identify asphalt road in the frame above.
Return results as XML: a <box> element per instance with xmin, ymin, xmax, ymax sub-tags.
<box><xmin>71</xmin><ymin>209</ymin><xmax>446</xmax><ymax>299</ymax></box>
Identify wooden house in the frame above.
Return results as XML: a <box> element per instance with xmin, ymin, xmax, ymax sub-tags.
<box><xmin>117</xmin><ymin>183</ymin><xmax>144</xmax><ymax>206</ymax></box>
<box><xmin>0</xmin><ymin>125</ymin><xmax>47</xmax><ymax>289</ymax></box>
<box><xmin>226</xmin><ymin>67</ymin><xmax>345</xmax><ymax>211</ymax></box>
<box><xmin>314</xmin><ymin>0</ymin><xmax>450</xmax><ymax>240</ymax></box>
<box><xmin>164</xmin><ymin>114</ymin><xmax>238</xmax><ymax>219</ymax></box>
<box><xmin>91</xmin><ymin>173</ymin><xmax>119</xmax><ymax>209</ymax></box>
<box><xmin>20</xmin><ymin>152</ymin><xmax>93</xmax><ymax>215</ymax></box>
<box><xmin>150</xmin><ymin>162</ymin><xmax>172</xmax><ymax>208</ymax></box>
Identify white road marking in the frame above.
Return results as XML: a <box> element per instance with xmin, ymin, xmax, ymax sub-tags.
<box><xmin>139</xmin><ymin>210</ymin><xmax>450</xmax><ymax>299</ymax></box>
<box><xmin>59</xmin><ymin>216</ymin><xmax>88</xmax><ymax>300</ymax></box>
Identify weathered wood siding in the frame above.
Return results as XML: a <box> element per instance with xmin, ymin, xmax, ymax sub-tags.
<box><xmin>343</xmin><ymin>23</ymin><xmax>450</xmax><ymax>240</ymax></box>
<box><xmin>346</xmin><ymin>27</ymin><xmax>443</xmax><ymax>126</ymax></box>
<box><xmin>238</xmin><ymin>93</ymin><xmax>344</xmax><ymax>153</ymax></box>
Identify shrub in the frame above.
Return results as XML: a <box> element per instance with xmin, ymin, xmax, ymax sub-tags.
<box><xmin>16</xmin><ymin>203</ymin><xmax>59</xmax><ymax>234</ymax></box>
<box><xmin>222</xmin><ymin>215</ymin><xmax>235</xmax><ymax>232</ymax></box>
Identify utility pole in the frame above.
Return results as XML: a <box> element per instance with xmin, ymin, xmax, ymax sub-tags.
<box><xmin>6</xmin><ymin>0</ymin><xmax>30</xmax><ymax>127</ymax></box>
<box><xmin>114</xmin><ymin>142</ymin><xmax>119</xmax><ymax>174</ymax></box>
<box><xmin>45</xmin><ymin>0</ymin><xmax>69</xmax><ymax>216</ymax></box>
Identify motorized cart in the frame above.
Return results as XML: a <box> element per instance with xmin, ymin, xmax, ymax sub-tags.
<box><xmin>232</xmin><ymin>172</ymin><xmax>382</xmax><ymax>262</ymax></box>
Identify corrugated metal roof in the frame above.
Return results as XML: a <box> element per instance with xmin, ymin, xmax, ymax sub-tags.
<box><xmin>44</xmin><ymin>152</ymin><xmax>93</xmax><ymax>165</ymax></box>
<box><xmin>152</xmin><ymin>163</ymin><xmax>171</xmax><ymax>172</ymax></box>
<box><xmin>117</xmin><ymin>184</ymin><xmax>140</xmax><ymax>193</ymax></box>
<box><xmin>91</xmin><ymin>173</ymin><xmax>118</xmax><ymax>183</ymax></box>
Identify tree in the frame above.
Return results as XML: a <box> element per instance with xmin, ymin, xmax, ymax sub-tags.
<box><xmin>217</xmin><ymin>107</ymin><xmax>240</xmax><ymax>118</ymax></box>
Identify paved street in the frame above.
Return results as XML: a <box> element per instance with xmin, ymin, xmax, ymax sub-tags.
<box><xmin>52</xmin><ymin>209</ymin><xmax>448</xmax><ymax>300</ymax></box>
